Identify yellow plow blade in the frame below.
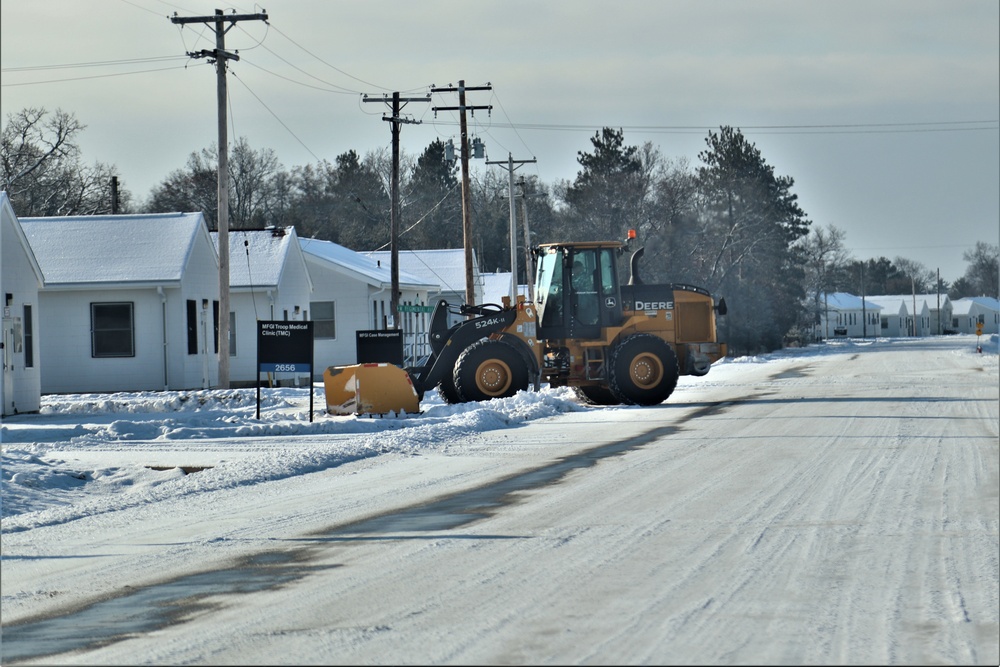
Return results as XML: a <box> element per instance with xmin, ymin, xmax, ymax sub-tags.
<box><xmin>323</xmin><ymin>363</ymin><xmax>420</xmax><ymax>416</ymax></box>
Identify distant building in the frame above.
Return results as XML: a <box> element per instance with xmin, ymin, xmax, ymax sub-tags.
<box><xmin>480</xmin><ymin>271</ymin><xmax>529</xmax><ymax>307</ymax></box>
<box><xmin>951</xmin><ymin>296</ymin><xmax>1000</xmax><ymax>335</ymax></box>
<box><xmin>810</xmin><ymin>292</ymin><xmax>882</xmax><ymax>340</ymax></box>
<box><xmin>300</xmin><ymin>237</ymin><xmax>438</xmax><ymax>373</ymax></box>
<box><xmin>865</xmin><ymin>295</ymin><xmax>931</xmax><ymax>337</ymax></box>
<box><xmin>21</xmin><ymin>212</ymin><xmax>220</xmax><ymax>393</ymax></box>
<box><xmin>0</xmin><ymin>193</ymin><xmax>44</xmax><ymax>415</ymax></box>
<box><xmin>913</xmin><ymin>293</ymin><xmax>953</xmax><ymax>335</ymax></box>
<box><xmin>366</xmin><ymin>248</ymin><xmax>482</xmax><ymax>328</ymax></box>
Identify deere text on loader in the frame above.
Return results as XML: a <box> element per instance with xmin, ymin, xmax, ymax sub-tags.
<box><xmin>324</xmin><ymin>237</ymin><xmax>727</xmax><ymax>414</ymax></box>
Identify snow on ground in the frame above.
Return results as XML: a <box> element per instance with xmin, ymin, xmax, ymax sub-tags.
<box><xmin>2</xmin><ymin>334</ymin><xmax>996</xmax><ymax>535</ymax></box>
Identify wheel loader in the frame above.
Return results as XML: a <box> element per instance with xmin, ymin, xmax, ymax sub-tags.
<box><xmin>324</xmin><ymin>236</ymin><xmax>727</xmax><ymax>415</ymax></box>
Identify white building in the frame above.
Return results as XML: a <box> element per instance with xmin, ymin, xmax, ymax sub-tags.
<box><xmin>951</xmin><ymin>296</ymin><xmax>1000</xmax><ymax>335</ymax></box>
<box><xmin>299</xmin><ymin>237</ymin><xmax>438</xmax><ymax>374</ymax></box>
<box><xmin>865</xmin><ymin>296</ymin><xmax>912</xmax><ymax>338</ymax></box>
<box><xmin>1</xmin><ymin>193</ymin><xmax>44</xmax><ymax>415</ymax></box>
<box><xmin>811</xmin><ymin>292</ymin><xmax>882</xmax><ymax>339</ymax></box>
<box><xmin>20</xmin><ymin>212</ymin><xmax>221</xmax><ymax>393</ymax></box>
<box><xmin>480</xmin><ymin>271</ymin><xmax>529</xmax><ymax>307</ymax></box>
<box><xmin>913</xmin><ymin>293</ymin><xmax>953</xmax><ymax>335</ymax></box>
<box><xmin>212</xmin><ymin>227</ymin><xmax>312</xmax><ymax>387</ymax></box>
<box><xmin>366</xmin><ymin>248</ymin><xmax>482</xmax><ymax>328</ymax></box>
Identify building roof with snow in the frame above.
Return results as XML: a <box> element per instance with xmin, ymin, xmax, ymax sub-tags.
<box><xmin>212</xmin><ymin>226</ymin><xmax>311</xmax><ymax>292</ymax></box>
<box><xmin>299</xmin><ymin>238</ymin><xmax>436</xmax><ymax>290</ymax></box>
<box><xmin>815</xmin><ymin>292</ymin><xmax>882</xmax><ymax>311</ymax></box>
<box><xmin>20</xmin><ymin>211</ymin><xmax>212</xmax><ymax>287</ymax></box>
<box><xmin>865</xmin><ymin>295</ymin><xmax>916</xmax><ymax>315</ymax></box>
<box><xmin>952</xmin><ymin>296</ymin><xmax>1000</xmax><ymax>315</ymax></box>
<box><xmin>365</xmin><ymin>248</ymin><xmax>477</xmax><ymax>295</ymax></box>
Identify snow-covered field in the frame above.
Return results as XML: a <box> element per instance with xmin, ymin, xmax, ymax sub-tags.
<box><xmin>2</xmin><ymin>334</ymin><xmax>998</xmax><ymax>665</ymax></box>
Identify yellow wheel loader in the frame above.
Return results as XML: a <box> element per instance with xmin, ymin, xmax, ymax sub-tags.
<box><xmin>324</xmin><ymin>238</ymin><xmax>727</xmax><ymax>414</ymax></box>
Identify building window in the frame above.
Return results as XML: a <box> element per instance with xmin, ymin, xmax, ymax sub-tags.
<box><xmin>311</xmin><ymin>301</ymin><xmax>336</xmax><ymax>339</ymax></box>
<box><xmin>92</xmin><ymin>302</ymin><xmax>134</xmax><ymax>357</ymax></box>
<box><xmin>229</xmin><ymin>311</ymin><xmax>236</xmax><ymax>356</ymax></box>
<box><xmin>213</xmin><ymin>301</ymin><xmax>219</xmax><ymax>354</ymax></box>
<box><xmin>186</xmin><ymin>300</ymin><xmax>198</xmax><ymax>354</ymax></box>
<box><xmin>23</xmin><ymin>305</ymin><xmax>33</xmax><ymax>368</ymax></box>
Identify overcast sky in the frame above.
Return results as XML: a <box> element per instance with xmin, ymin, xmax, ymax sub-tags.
<box><xmin>2</xmin><ymin>0</ymin><xmax>997</xmax><ymax>283</ymax></box>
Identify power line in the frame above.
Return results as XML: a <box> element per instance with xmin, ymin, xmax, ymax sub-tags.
<box><xmin>0</xmin><ymin>65</ymin><xmax>189</xmax><ymax>87</ymax></box>
<box><xmin>239</xmin><ymin>58</ymin><xmax>358</xmax><ymax>95</ymax></box>
<box><xmin>267</xmin><ymin>23</ymin><xmax>394</xmax><ymax>93</ymax></box>
<box><xmin>229</xmin><ymin>71</ymin><xmax>323</xmax><ymax>162</ymax></box>
<box><xmin>2</xmin><ymin>55</ymin><xmax>187</xmax><ymax>72</ymax></box>
<box><xmin>420</xmin><ymin>119</ymin><xmax>999</xmax><ymax>135</ymax></box>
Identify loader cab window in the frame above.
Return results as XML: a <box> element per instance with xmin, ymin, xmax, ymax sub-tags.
<box><xmin>536</xmin><ymin>250</ymin><xmax>564</xmax><ymax>328</ymax></box>
<box><xmin>570</xmin><ymin>251</ymin><xmax>599</xmax><ymax>327</ymax></box>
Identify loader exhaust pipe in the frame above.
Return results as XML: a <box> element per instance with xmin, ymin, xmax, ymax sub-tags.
<box><xmin>628</xmin><ymin>246</ymin><xmax>644</xmax><ymax>285</ymax></box>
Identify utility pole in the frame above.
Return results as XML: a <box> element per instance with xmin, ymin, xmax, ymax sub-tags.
<box><xmin>431</xmin><ymin>81</ymin><xmax>492</xmax><ymax>307</ymax></box>
<box><xmin>363</xmin><ymin>92</ymin><xmax>430</xmax><ymax>329</ymax></box>
<box><xmin>517</xmin><ymin>176</ymin><xmax>544</xmax><ymax>302</ymax></box>
<box><xmin>486</xmin><ymin>153</ymin><xmax>535</xmax><ymax>301</ymax></box>
<box><xmin>170</xmin><ymin>9</ymin><xmax>268</xmax><ymax>389</ymax></box>
<box><xmin>936</xmin><ymin>268</ymin><xmax>941</xmax><ymax>335</ymax></box>
<box><xmin>861</xmin><ymin>262</ymin><xmax>867</xmax><ymax>339</ymax></box>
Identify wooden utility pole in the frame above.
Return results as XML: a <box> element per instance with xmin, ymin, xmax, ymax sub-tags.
<box><xmin>363</xmin><ymin>92</ymin><xmax>430</xmax><ymax>328</ymax></box>
<box><xmin>170</xmin><ymin>9</ymin><xmax>268</xmax><ymax>388</ymax></box>
<box><xmin>486</xmin><ymin>153</ymin><xmax>535</xmax><ymax>300</ymax></box>
<box><xmin>516</xmin><ymin>176</ymin><xmax>544</xmax><ymax>302</ymax></box>
<box><xmin>431</xmin><ymin>81</ymin><xmax>492</xmax><ymax>306</ymax></box>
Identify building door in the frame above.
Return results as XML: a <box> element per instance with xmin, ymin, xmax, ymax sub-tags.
<box><xmin>2</xmin><ymin>316</ymin><xmax>14</xmax><ymax>415</ymax></box>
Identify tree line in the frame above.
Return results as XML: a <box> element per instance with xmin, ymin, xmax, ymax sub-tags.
<box><xmin>3</xmin><ymin>107</ymin><xmax>997</xmax><ymax>354</ymax></box>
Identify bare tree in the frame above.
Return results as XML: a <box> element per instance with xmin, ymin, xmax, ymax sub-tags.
<box><xmin>1</xmin><ymin>107</ymin><xmax>129</xmax><ymax>215</ymax></box>
<box><xmin>892</xmin><ymin>257</ymin><xmax>935</xmax><ymax>294</ymax></box>
<box><xmin>956</xmin><ymin>241</ymin><xmax>1000</xmax><ymax>297</ymax></box>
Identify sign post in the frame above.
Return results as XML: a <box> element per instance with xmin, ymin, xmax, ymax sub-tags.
<box><xmin>257</xmin><ymin>320</ymin><xmax>314</xmax><ymax>421</ymax></box>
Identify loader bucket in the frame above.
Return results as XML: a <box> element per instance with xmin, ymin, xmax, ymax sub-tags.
<box><xmin>323</xmin><ymin>363</ymin><xmax>420</xmax><ymax>416</ymax></box>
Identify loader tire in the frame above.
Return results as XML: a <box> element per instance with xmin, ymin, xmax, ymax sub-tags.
<box><xmin>574</xmin><ymin>385</ymin><xmax>620</xmax><ymax>406</ymax></box>
<box><xmin>436</xmin><ymin>373</ymin><xmax>463</xmax><ymax>404</ymax></box>
<box><xmin>453</xmin><ymin>338</ymin><xmax>530</xmax><ymax>402</ymax></box>
<box><xmin>609</xmin><ymin>334</ymin><xmax>679</xmax><ymax>406</ymax></box>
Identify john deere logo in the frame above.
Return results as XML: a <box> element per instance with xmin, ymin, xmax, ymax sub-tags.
<box><xmin>605</xmin><ymin>297</ymin><xmax>616</xmax><ymax>308</ymax></box>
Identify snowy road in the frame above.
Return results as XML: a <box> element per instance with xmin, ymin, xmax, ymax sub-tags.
<box><xmin>2</xmin><ymin>336</ymin><xmax>998</xmax><ymax>665</ymax></box>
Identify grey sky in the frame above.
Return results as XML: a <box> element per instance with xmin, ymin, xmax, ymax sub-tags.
<box><xmin>2</xmin><ymin>0</ymin><xmax>997</xmax><ymax>283</ymax></box>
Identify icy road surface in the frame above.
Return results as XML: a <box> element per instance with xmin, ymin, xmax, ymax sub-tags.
<box><xmin>1</xmin><ymin>336</ymin><xmax>997</xmax><ymax>665</ymax></box>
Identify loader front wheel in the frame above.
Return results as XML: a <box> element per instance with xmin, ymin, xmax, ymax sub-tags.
<box><xmin>436</xmin><ymin>373</ymin><xmax>463</xmax><ymax>404</ymax></box>
<box><xmin>609</xmin><ymin>334</ymin><xmax>679</xmax><ymax>406</ymax></box>
<box><xmin>454</xmin><ymin>338</ymin><xmax>530</xmax><ymax>402</ymax></box>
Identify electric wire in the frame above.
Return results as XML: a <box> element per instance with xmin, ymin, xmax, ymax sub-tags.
<box><xmin>2</xmin><ymin>55</ymin><xmax>187</xmax><ymax>72</ymax></box>
<box><xmin>266</xmin><ymin>23</ymin><xmax>397</xmax><ymax>93</ymax></box>
<box><xmin>0</xmin><ymin>65</ymin><xmax>190</xmax><ymax>87</ymax></box>
<box><xmin>230</xmin><ymin>70</ymin><xmax>323</xmax><ymax>162</ymax></box>
<box><xmin>244</xmin><ymin>238</ymin><xmax>259</xmax><ymax>321</ymax></box>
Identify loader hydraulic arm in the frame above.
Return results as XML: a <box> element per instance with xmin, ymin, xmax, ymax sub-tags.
<box><xmin>407</xmin><ymin>300</ymin><xmax>517</xmax><ymax>396</ymax></box>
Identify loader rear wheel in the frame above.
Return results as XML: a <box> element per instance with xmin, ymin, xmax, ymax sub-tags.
<box><xmin>454</xmin><ymin>338</ymin><xmax>529</xmax><ymax>402</ymax></box>
<box><xmin>574</xmin><ymin>385</ymin><xmax>620</xmax><ymax>406</ymax></box>
<box><xmin>609</xmin><ymin>334</ymin><xmax>679</xmax><ymax>406</ymax></box>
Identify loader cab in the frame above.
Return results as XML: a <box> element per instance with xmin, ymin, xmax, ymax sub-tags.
<box><xmin>534</xmin><ymin>243</ymin><xmax>624</xmax><ymax>340</ymax></box>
